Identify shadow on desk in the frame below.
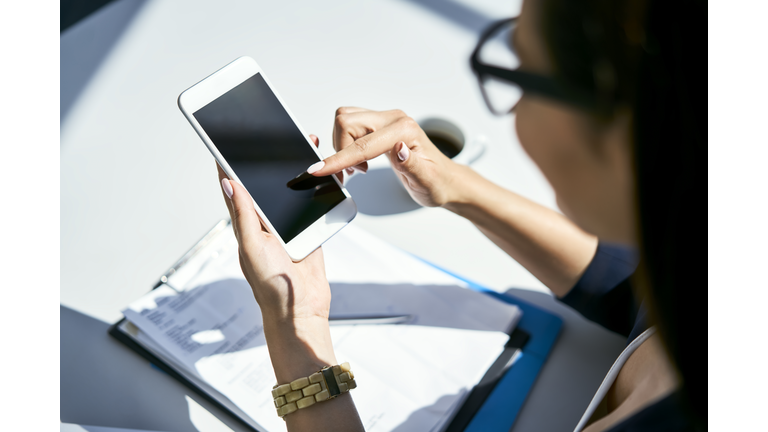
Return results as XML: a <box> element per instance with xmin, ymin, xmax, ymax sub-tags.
<box><xmin>61</xmin><ymin>0</ymin><xmax>148</xmax><ymax>125</ymax></box>
<box><xmin>60</xmin><ymin>305</ymin><xmax>248</xmax><ymax>432</ymax></box>
<box><xmin>345</xmin><ymin>168</ymin><xmax>421</xmax><ymax>216</ymax></box>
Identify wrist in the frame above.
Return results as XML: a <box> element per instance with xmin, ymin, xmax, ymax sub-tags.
<box><xmin>263</xmin><ymin>316</ymin><xmax>338</xmax><ymax>384</ymax></box>
<box><xmin>441</xmin><ymin>163</ymin><xmax>480</xmax><ymax>212</ymax></box>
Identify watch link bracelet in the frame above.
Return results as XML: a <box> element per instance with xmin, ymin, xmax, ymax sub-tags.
<box><xmin>271</xmin><ymin>362</ymin><xmax>357</xmax><ymax>419</ymax></box>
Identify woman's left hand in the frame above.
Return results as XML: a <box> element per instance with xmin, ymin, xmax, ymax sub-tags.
<box><xmin>217</xmin><ymin>163</ymin><xmax>331</xmax><ymax>324</ymax></box>
<box><xmin>216</xmin><ymin>163</ymin><xmax>337</xmax><ymax>382</ymax></box>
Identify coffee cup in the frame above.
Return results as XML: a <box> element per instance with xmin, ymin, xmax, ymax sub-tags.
<box><xmin>418</xmin><ymin>117</ymin><xmax>485</xmax><ymax>165</ymax></box>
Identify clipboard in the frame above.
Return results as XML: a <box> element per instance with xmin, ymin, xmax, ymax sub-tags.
<box><xmin>109</xmin><ymin>220</ymin><xmax>562</xmax><ymax>431</ymax></box>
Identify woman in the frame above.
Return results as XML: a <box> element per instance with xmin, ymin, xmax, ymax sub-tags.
<box><xmin>216</xmin><ymin>0</ymin><xmax>705</xmax><ymax>430</ymax></box>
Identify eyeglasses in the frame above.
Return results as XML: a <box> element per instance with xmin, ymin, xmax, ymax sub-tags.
<box><xmin>470</xmin><ymin>17</ymin><xmax>601</xmax><ymax>115</ymax></box>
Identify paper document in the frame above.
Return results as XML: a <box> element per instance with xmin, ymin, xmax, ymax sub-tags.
<box><xmin>121</xmin><ymin>223</ymin><xmax>521</xmax><ymax>432</ymax></box>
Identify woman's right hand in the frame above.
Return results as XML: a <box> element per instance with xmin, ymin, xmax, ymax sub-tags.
<box><xmin>307</xmin><ymin>107</ymin><xmax>463</xmax><ymax>208</ymax></box>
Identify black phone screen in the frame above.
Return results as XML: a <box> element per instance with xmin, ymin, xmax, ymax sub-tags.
<box><xmin>194</xmin><ymin>73</ymin><xmax>346</xmax><ymax>242</ymax></box>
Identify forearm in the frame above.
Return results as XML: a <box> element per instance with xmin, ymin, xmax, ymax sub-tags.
<box><xmin>263</xmin><ymin>317</ymin><xmax>364</xmax><ymax>432</ymax></box>
<box><xmin>444</xmin><ymin>164</ymin><xmax>598</xmax><ymax>297</ymax></box>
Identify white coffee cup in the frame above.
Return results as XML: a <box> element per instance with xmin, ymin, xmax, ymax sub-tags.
<box><xmin>418</xmin><ymin>117</ymin><xmax>485</xmax><ymax>165</ymax></box>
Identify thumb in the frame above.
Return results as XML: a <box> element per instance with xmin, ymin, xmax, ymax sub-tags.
<box><xmin>389</xmin><ymin>141</ymin><xmax>421</xmax><ymax>179</ymax></box>
<box><xmin>221</xmin><ymin>178</ymin><xmax>262</xmax><ymax>249</ymax></box>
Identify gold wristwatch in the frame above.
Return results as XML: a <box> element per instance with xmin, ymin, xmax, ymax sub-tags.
<box><xmin>271</xmin><ymin>362</ymin><xmax>357</xmax><ymax>419</ymax></box>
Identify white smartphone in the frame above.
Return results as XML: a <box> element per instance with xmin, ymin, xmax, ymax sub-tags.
<box><xmin>178</xmin><ymin>56</ymin><xmax>357</xmax><ymax>261</ymax></box>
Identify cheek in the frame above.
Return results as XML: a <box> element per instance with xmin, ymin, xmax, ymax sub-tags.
<box><xmin>514</xmin><ymin>99</ymin><xmax>567</xmax><ymax>185</ymax></box>
<box><xmin>514</xmin><ymin>99</ymin><xmax>595</xmax><ymax>221</ymax></box>
<box><xmin>514</xmin><ymin>100</ymin><xmax>543</xmax><ymax>164</ymax></box>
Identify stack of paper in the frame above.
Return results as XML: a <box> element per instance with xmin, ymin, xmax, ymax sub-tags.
<box><xmin>120</xmin><ymin>223</ymin><xmax>521</xmax><ymax>432</ymax></box>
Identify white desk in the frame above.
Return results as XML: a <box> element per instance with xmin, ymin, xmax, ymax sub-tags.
<box><xmin>60</xmin><ymin>1</ymin><xmax>625</xmax><ymax>430</ymax></box>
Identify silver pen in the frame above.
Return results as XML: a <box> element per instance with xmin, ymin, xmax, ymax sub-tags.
<box><xmin>328</xmin><ymin>314</ymin><xmax>414</xmax><ymax>325</ymax></box>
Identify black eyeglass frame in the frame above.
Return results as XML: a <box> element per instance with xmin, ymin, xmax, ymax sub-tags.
<box><xmin>470</xmin><ymin>17</ymin><xmax>601</xmax><ymax>115</ymax></box>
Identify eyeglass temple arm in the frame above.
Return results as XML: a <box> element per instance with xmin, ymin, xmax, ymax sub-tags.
<box><xmin>470</xmin><ymin>17</ymin><xmax>599</xmax><ymax>112</ymax></box>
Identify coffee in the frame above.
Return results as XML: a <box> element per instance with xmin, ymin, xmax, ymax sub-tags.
<box><xmin>419</xmin><ymin>118</ymin><xmax>469</xmax><ymax>161</ymax></box>
<box><xmin>427</xmin><ymin>133</ymin><xmax>463</xmax><ymax>159</ymax></box>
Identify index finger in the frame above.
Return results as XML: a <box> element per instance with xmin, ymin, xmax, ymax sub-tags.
<box><xmin>309</xmin><ymin>119</ymin><xmax>418</xmax><ymax>176</ymax></box>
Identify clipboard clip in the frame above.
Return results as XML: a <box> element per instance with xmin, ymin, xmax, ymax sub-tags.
<box><xmin>157</xmin><ymin>219</ymin><xmax>231</xmax><ymax>292</ymax></box>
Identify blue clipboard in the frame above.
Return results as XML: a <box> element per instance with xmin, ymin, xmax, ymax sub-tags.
<box><xmin>414</xmin><ymin>257</ymin><xmax>563</xmax><ymax>432</ymax></box>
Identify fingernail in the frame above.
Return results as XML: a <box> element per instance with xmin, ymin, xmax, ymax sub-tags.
<box><xmin>397</xmin><ymin>142</ymin><xmax>409</xmax><ymax>162</ymax></box>
<box><xmin>346</xmin><ymin>168</ymin><xmax>355</xmax><ymax>176</ymax></box>
<box><xmin>221</xmin><ymin>178</ymin><xmax>233</xmax><ymax>199</ymax></box>
<box><xmin>307</xmin><ymin>161</ymin><xmax>325</xmax><ymax>174</ymax></box>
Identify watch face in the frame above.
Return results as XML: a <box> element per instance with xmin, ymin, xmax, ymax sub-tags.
<box><xmin>322</xmin><ymin>368</ymin><xmax>341</xmax><ymax>397</ymax></box>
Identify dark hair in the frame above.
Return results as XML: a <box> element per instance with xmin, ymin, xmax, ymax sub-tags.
<box><xmin>541</xmin><ymin>0</ymin><xmax>706</xmax><ymax>428</ymax></box>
